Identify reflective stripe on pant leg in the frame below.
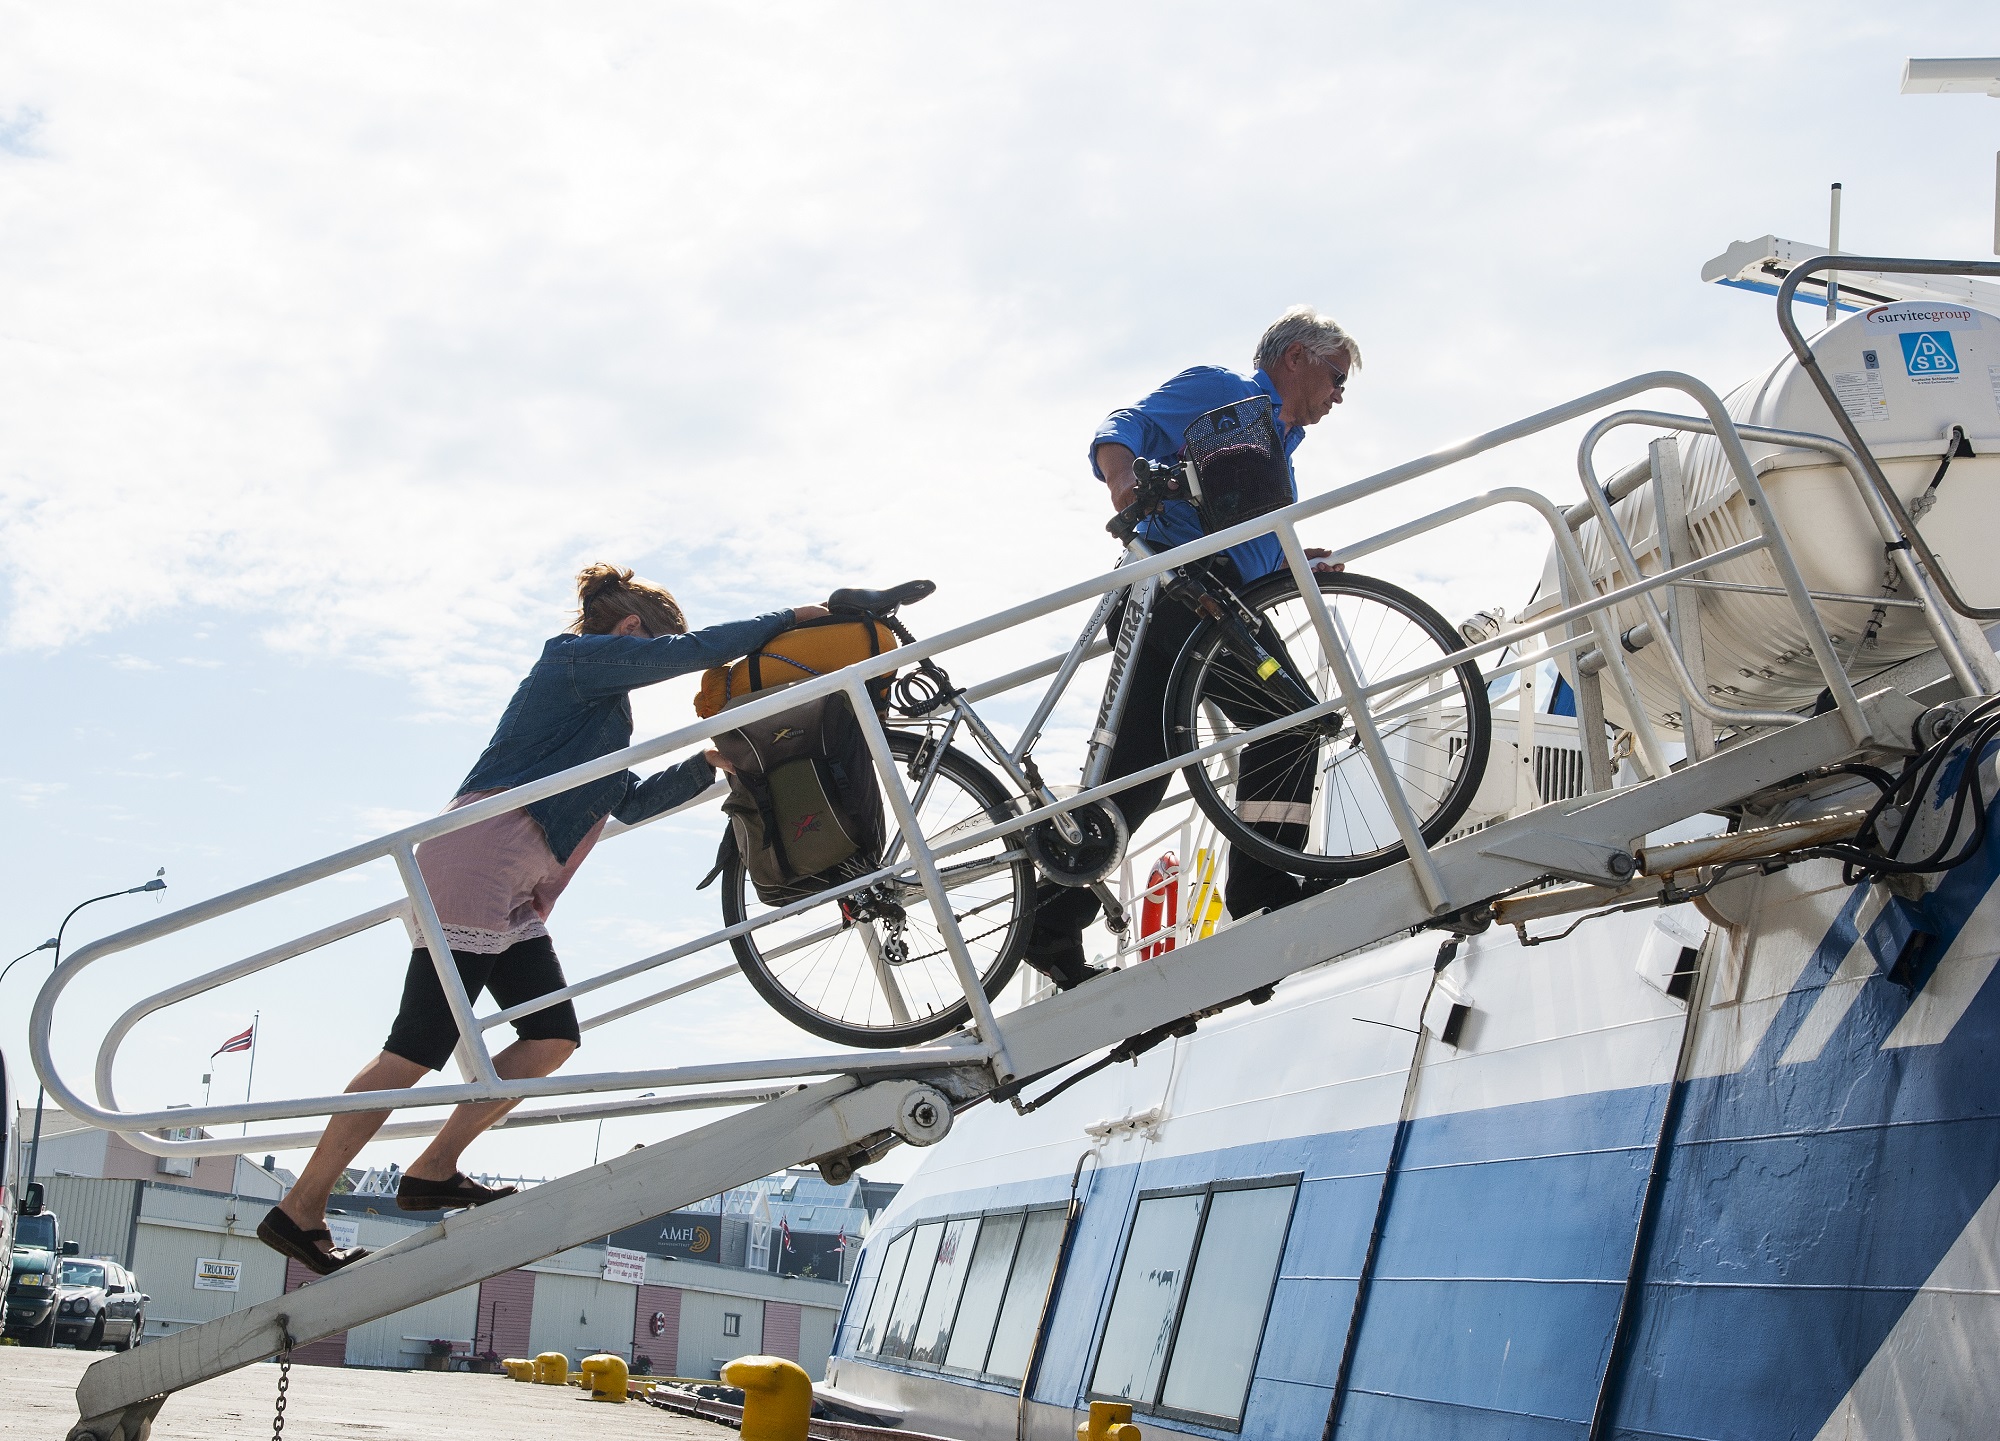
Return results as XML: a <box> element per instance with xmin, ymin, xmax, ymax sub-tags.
<box><xmin>1239</xmin><ymin>800</ymin><xmax>1312</xmax><ymax>825</ymax></box>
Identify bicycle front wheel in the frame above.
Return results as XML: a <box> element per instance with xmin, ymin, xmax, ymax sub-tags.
<box><xmin>721</xmin><ymin>729</ymin><xmax>1033</xmax><ymax>1047</ymax></box>
<box><xmin>1166</xmin><ymin>569</ymin><xmax>1490</xmax><ymax>878</ymax></box>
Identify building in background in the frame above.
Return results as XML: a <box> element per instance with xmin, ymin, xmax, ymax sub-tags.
<box><xmin>16</xmin><ymin>1102</ymin><xmax>290</xmax><ymax>1200</ymax></box>
<box><xmin>21</xmin><ymin>1117</ymin><xmax>896</xmax><ymax>1381</ymax></box>
<box><xmin>607</xmin><ymin>1167</ymin><xmax>895</xmax><ymax>1285</ymax></box>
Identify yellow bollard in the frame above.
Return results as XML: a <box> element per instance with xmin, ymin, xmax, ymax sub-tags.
<box><xmin>578</xmin><ymin>1353</ymin><xmax>628</xmax><ymax>1403</ymax></box>
<box><xmin>1077</xmin><ymin>1400</ymin><xmax>1142</xmax><ymax>1441</ymax></box>
<box><xmin>502</xmin><ymin>1358</ymin><xmax>534</xmax><ymax>1382</ymax></box>
<box><xmin>533</xmin><ymin>1351</ymin><xmax>569</xmax><ymax>1385</ymax></box>
<box><xmin>722</xmin><ymin>1355</ymin><xmax>812</xmax><ymax>1441</ymax></box>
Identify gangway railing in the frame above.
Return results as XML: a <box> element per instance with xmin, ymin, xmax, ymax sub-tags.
<box><xmin>31</xmin><ymin>368</ymin><xmax>1959</xmax><ymax>1160</ymax></box>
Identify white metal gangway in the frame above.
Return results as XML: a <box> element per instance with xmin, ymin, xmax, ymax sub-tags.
<box><xmin>41</xmin><ymin>349</ymin><xmax>1998</xmax><ymax>1438</ymax></box>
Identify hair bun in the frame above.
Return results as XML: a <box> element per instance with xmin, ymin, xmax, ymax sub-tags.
<box><xmin>576</xmin><ymin>562</ymin><xmax>634</xmax><ymax>607</ymax></box>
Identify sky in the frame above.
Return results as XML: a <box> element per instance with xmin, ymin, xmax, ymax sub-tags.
<box><xmin>3</xmin><ymin>3</ymin><xmax>1996</xmax><ymax>1192</ymax></box>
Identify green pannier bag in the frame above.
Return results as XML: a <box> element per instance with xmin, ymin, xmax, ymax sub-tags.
<box><xmin>707</xmin><ymin>691</ymin><xmax>886</xmax><ymax>906</ymax></box>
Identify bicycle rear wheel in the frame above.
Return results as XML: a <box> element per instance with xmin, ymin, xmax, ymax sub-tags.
<box><xmin>722</xmin><ymin>729</ymin><xmax>1033</xmax><ymax>1047</ymax></box>
<box><xmin>1166</xmin><ymin>569</ymin><xmax>1490</xmax><ymax>878</ymax></box>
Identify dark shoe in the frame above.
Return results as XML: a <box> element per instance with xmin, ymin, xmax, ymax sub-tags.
<box><xmin>1023</xmin><ymin>930</ymin><xmax>1110</xmax><ymax>991</ymax></box>
<box><xmin>397</xmin><ymin>1172</ymin><xmax>518</xmax><ymax>1211</ymax></box>
<box><xmin>257</xmin><ymin>1207</ymin><xmax>368</xmax><ymax>1275</ymax></box>
<box><xmin>1050</xmin><ymin>961</ymin><xmax>1110</xmax><ymax>991</ymax></box>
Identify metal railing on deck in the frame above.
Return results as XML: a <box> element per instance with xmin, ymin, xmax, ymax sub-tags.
<box><xmin>31</xmin><ymin>368</ymin><xmax>1936</xmax><ymax>1157</ymax></box>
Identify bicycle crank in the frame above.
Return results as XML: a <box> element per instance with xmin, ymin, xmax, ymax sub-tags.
<box><xmin>1023</xmin><ymin>799</ymin><xmax>1128</xmax><ymax>887</ymax></box>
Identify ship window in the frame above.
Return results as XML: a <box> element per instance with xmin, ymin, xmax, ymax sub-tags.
<box><xmin>910</xmin><ymin>1216</ymin><xmax>980</xmax><ymax>1366</ymax></box>
<box><xmin>1090</xmin><ymin>1178</ymin><xmax>1298</xmax><ymax>1427</ymax></box>
<box><xmin>984</xmin><ymin>1209</ymin><xmax>1066</xmax><ymax>1382</ymax></box>
<box><xmin>877</xmin><ymin>1221</ymin><xmax>944</xmax><ymax>1361</ymax></box>
<box><xmin>1090</xmin><ymin>1193</ymin><xmax>1205</xmax><ymax>1405</ymax></box>
<box><xmin>854</xmin><ymin>1205</ymin><xmax>1069</xmax><ymax>1384</ymax></box>
<box><xmin>941</xmin><ymin>1212</ymin><xmax>1023</xmax><ymax>1372</ymax></box>
<box><xmin>855</xmin><ymin>1228</ymin><xmax>913</xmax><ymax>1357</ymax></box>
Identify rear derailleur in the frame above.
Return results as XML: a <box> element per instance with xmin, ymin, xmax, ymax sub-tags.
<box><xmin>839</xmin><ymin>886</ymin><xmax>913</xmax><ymax>965</ymax></box>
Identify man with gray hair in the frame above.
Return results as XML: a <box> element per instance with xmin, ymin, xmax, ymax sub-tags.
<box><xmin>1021</xmin><ymin>306</ymin><xmax>1361</xmax><ymax>990</ymax></box>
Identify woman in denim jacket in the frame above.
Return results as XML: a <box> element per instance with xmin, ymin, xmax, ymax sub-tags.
<box><xmin>260</xmin><ymin>563</ymin><xmax>827</xmax><ymax>1273</ymax></box>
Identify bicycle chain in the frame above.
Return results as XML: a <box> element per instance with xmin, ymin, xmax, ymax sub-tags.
<box><xmin>891</xmin><ymin>916</ymin><xmax>1013</xmax><ymax>966</ymax></box>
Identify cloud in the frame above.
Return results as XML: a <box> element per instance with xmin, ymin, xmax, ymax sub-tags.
<box><xmin>11</xmin><ymin>2</ymin><xmax>1977</xmax><ymax>717</ymax></box>
<box><xmin>0</xmin><ymin>104</ymin><xmax>44</xmax><ymax>157</ymax></box>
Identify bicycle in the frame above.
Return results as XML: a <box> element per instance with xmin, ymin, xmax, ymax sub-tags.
<box><xmin>715</xmin><ymin>399</ymin><xmax>1491</xmax><ymax>1047</ymax></box>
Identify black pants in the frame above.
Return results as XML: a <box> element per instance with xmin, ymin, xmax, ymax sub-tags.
<box><xmin>383</xmin><ymin>937</ymin><xmax>581</xmax><ymax>1072</ymax></box>
<box><xmin>1024</xmin><ymin>573</ymin><xmax>1317</xmax><ymax>983</ymax></box>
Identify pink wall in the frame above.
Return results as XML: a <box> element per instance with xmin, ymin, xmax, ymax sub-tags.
<box><xmin>633</xmin><ymin>1284</ymin><xmax>681</xmax><ymax>1374</ymax></box>
<box><xmin>102</xmin><ymin>1132</ymin><xmax>237</xmax><ymax>1193</ymax></box>
<box><xmin>763</xmin><ymin>1301</ymin><xmax>801</xmax><ymax>1362</ymax></box>
<box><xmin>476</xmin><ymin>1269</ymin><xmax>536</xmax><ymax>1360</ymax></box>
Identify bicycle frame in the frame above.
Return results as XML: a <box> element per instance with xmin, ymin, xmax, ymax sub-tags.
<box><xmin>885</xmin><ymin>527</ymin><xmax>1320</xmax><ymax>883</ymax></box>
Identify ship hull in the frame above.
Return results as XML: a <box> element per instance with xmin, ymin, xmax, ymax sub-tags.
<box><xmin>823</xmin><ymin>808</ymin><xmax>2000</xmax><ymax>1440</ymax></box>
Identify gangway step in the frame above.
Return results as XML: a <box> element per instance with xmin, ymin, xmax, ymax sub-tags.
<box><xmin>66</xmin><ymin>685</ymin><xmax>1924</xmax><ymax>1441</ymax></box>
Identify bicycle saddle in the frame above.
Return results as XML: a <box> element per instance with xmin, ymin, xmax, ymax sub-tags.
<box><xmin>826</xmin><ymin>580</ymin><xmax>936</xmax><ymax>617</ymax></box>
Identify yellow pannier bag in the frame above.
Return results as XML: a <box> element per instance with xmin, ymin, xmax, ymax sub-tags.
<box><xmin>695</xmin><ymin>617</ymin><xmax>900</xmax><ymax>719</ymax></box>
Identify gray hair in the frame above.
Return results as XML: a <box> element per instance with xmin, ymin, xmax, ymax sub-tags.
<box><xmin>1254</xmin><ymin>306</ymin><xmax>1362</xmax><ymax>374</ymax></box>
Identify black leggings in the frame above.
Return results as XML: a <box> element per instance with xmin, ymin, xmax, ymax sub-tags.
<box><xmin>1024</xmin><ymin>576</ymin><xmax>1314</xmax><ymax>980</ymax></box>
<box><xmin>383</xmin><ymin>936</ymin><xmax>581</xmax><ymax>1072</ymax></box>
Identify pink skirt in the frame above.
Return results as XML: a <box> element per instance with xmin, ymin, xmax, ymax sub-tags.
<box><xmin>412</xmin><ymin>791</ymin><xmax>607</xmax><ymax>955</ymax></box>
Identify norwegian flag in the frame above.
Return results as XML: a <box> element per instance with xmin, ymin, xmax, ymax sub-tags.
<box><xmin>780</xmin><ymin>1218</ymin><xmax>794</xmax><ymax>1253</ymax></box>
<box><xmin>211</xmin><ymin>1024</ymin><xmax>254</xmax><ymax>1059</ymax></box>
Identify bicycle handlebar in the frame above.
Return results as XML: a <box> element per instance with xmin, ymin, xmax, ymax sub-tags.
<box><xmin>1106</xmin><ymin>456</ymin><xmax>1192</xmax><ymax>542</ymax></box>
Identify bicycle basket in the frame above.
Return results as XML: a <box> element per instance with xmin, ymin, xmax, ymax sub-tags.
<box><xmin>1181</xmin><ymin>396</ymin><xmax>1292</xmax><ymax>534</ymax></box>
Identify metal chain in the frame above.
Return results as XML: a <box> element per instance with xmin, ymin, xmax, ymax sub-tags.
<box><xmin>272</xmin><ymin>1330</ymin><xmax>294</xmax><ymax>1441</ymax></box>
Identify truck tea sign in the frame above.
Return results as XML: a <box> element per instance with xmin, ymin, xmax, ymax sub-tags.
<box><xmin>193</xmin><ymin>1257</ymin><xmax>243</xmax><ymax>1291</ymax></box>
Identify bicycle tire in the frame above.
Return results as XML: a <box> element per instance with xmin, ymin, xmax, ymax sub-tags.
<box><xmin>722</xmin><ymin>729</ymin><xmax>1032</xmax><ymax>1047</ymax></box>
<box><xmin>1166</xmin><ymin>569</ymin><xmax>1491</xmax><ymax>878</ymax></box>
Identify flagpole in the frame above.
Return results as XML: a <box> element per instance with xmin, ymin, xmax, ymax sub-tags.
<box><xmin>241</xmin><ymin>1012</ymin><xmax>260</xmax><ymax>1137</ymax></box>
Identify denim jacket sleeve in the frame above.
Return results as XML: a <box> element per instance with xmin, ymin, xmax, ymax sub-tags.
<box><xmin>613</xmin><ymin>753</ymin><xmax>719</xmax><ymax>827</ymax></box>
<box><xmin>566</xmin><ymin>611</ymin><xmax>796</xmax><ymax>700</ymax></box>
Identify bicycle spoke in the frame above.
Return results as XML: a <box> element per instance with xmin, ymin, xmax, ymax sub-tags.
<box><xmin>726</xmin><ymin>733</ymin><xmax>1032</xmax><ymax>1045</ymax></box>
<box><xmin>1173</xmin><ymin>571</ymin><xmax>1490</xmax><ymax>876</ymax></box>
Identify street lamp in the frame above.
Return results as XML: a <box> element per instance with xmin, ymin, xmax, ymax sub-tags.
<box><xmin>13</xmin><ymin>870</ymin><xmax>167</xmax><ymax>1191</ymax></box>
<box><xmin>594</xmin><ymin>1094</ymin><xmax>656</xmax><ymax>1166</ymax></box>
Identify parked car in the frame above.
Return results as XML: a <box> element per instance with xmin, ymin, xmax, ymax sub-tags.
<box><xmin>52</xmin><ymin>1257</ymin><xmax>148</xmax><ymax>1351</ymax></box>
<box><xmin>4</xmin><ymin>1190</ymin><xmax>80</xmax><ymax>1347</ymax></box>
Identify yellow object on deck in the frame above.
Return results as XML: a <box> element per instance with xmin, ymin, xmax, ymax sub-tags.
<box><xmin>501</xmin><ymin>1358</ymin><xmax>534</xmax><ymax>1382</ymax></box>
<box><xmin>721</xmin><ymin>1355</ymin><xmax>812</xmax><ymax>1441</ymax></box>
<box><xmin>1078</xmin><ymin>1400</ymin><xmax>1142</xmax><ymax>1441</ymax></box>
<box><xmin>532</xmin><ymin>1352</ymin><xmax>569</xmax><ymax>1385</ymax></box>
<box><xmin>1186</xmin><ymin>848</ymin><xmax>1223</xmax><ymax>942</ymax></box>
<box><xmin>579</xmin><ymin>1353</ymin><xmax>629</xmax><ymax>1403</ymax></box>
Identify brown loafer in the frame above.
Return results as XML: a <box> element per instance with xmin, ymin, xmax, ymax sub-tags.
<box><xmin>396</xmin><ymin>1172</ymin><xmax>518</xmax><ymax>1211</ymax></box>
<box><xmin>257</xmin><ymin>1207</ymin><xmax>368</xmax><ymax>1276</ymax></box>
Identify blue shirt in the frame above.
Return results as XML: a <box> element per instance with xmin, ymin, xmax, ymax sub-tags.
<box><xmin>459</xmin><ymin>612</ymin><xmax>794</xmax><ymax>862</ymax></box>
<box><xmin>1091</xmin><ymin>366</ymin><xmax>1305</xmax><ymax>581</ymax></box>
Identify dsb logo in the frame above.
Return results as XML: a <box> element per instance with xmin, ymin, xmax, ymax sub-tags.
<box><xmin>1899</xmin><ymin>330</ymin><xmax>1960</xmax><ymax>377</ymax></box>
